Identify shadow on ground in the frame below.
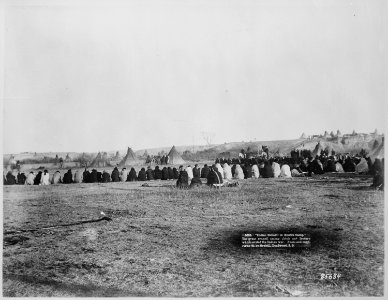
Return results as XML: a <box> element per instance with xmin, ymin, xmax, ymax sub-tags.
<box><xmin>3</xmin><ymin>273</ymin><xmax>146</xmax><ymax>297</ymax></box>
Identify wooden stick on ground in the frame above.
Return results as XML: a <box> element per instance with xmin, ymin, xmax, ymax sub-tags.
<box><xmin>3</xmin><ymin>216</ymin><xmax>112</xmax><ymax>235</ymax></box>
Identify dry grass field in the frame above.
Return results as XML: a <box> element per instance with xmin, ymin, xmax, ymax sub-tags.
<box><xmin>2</xmin><ymin>174</ymin><xmax>384</xmax><ymax>297</ymax></box>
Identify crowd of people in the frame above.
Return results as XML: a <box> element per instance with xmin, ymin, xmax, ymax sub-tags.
<box><xmin>215</xmin><ymin>154</ymin><xmax>384</xmax><ymax>176</ymax></box>
<box><xmin>3</xmin><ymin>152</ymin><xmax>384</xmax><ymax>190</ymax></box>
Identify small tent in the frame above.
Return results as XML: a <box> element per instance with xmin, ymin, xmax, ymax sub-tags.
<box><xmin>336</xmin><ymin>130</ymin><xmax>343</xmax><ymax>137</ymax></box>
<box><xmin>8</xmin><ymin>155</ymin><xmax>16</xmax><ymax>166</ymax></box>
<box><xmin>167</xmin><ymin>146</ymin><xmax>186</xmax><ymax>165</ymax></box>
<box><xmin>368</xmin><ymin>141</ymin><xmax>384</xmax><ymax>163</ymax></box>
<box><xmin>118</xmin><ymin>147</ymin><xmax>138</xmax><ymax>167</ymax></box>
<box><xmin>90</xmin><ymin>152</ymin><xmax>107</xmax><ymax>168</ymax></box>
<box><xmin>372</xmin><ymin>140</ymin><xmax>379</xmax><ymax>150</ymax></box>
<box><xmin>323</xmin><ymin>131</ymin><xmax>330</xmax><ymax>138</ymax></box>
<box><xmin>330</xmin><ymin>131</ymin><xmax>335</xmax><ymax>138</ymax></box>
<box><xmin>300</xmin><ymin>132</ymin><xmax>307</xmax><ymax>139</ymax></box>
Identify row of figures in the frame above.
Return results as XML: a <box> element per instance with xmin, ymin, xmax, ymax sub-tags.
<box><xmin>238</xmin><ymin>146</ymin><xmax>270</xmax><ymax>159</ymax></box>
<box><xmin>145</xmin><ymin>155</ymin><xmax>170</xmax><ymax>165</ymax></box>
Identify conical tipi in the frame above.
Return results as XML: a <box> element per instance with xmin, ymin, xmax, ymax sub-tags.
<box><xmin>323</xmin><ymin>131</ymin><xmax>330</xmax><ymax>138</ymax></box>
<box><xmin>8</xmin><ymin>155</ymin><xmax>16</xmax><ymax>166</ymax></box>
<box><xmin>90</xmin><ymin>152</ymin><xmax>105</xmax><ymax>168</ymax></box>
<box><xmin>300</xmin><ymin>132</ymin><xmax>307</xmax><ymax>139</ymax></box>
<box><xmin>336</xmin><ymin>130</ymin><xmax>343</xmax><ymax>137</ymax></box>
<box><xmin>312</xmin><ymin>142</ymin><xmax>324</xmax><ymax>157</ymax></box>
<box><xmin>372</xmin><ymin>139</ymin><xmax>379</xmax><ymax>150</ymax></box>
<box><xmin>167</xmin><ymin>146</ymin><xmax>186</xmax><ymax>165</ymax></box>
<box><xmin>118</xmin><ymin>147</ymin><xmax>138</xmax><ymax>166</ymax></box>
<box><xmin>368</xmin><ymin>141</ymin><xmax>384</xmax><ymax>163</ymax></box>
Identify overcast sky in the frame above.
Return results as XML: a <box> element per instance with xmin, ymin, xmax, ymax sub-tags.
<box><xmin>2</xmin><ymin>0</ymin><xmax>386</xmax><ymax>153</ymax></box>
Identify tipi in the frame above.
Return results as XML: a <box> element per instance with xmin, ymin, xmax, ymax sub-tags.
<box><xmin>312</xmin><ymin>142</ymin><xmax>324</xmax><ymax>157</ymax></box>
<box><xmin>141</xmin><ymin>150</ymin><xmax>149</xmax><ymax>159</ymax></box>
<box><xmin>368</xmin><ymin>140</ymin><xmax>384</xmax><ymax>163</ymax></box>
<box><xmin>8</xmin><ymin>155</ymin><xmax>16</xmax><ymax>166</ymax></box>
<box><xmin>372</xmin><ymin>140</ymin><xmax>379</xmax><ymax>150</ymax></box>
<box><xmin>167</xmin><ymin>146</ymin><xmax>186</xmax><ymax>165</ymax></box>
<box><xmin>118</xmin><ymin>147</ymin><xmax>138</xmax><ymax>166</ymax></box>
<box><xmin>323</xmin><ymin>131</ymin><xmax>330</xmax><ymax>138</ymax></box>
<box><xmin>300</xmin><ymin>132</ymin><xmax>307</xmax><ymax>139</ymax></box>
<box><xmin>90</xmin><ymin>152</ymin><xmax>106</xmax><ymax>168</ymax></box>
<box><xmin>336</xmin><ymin>130</ymin><xmax>343</xmax><ymax>137</ymax></box>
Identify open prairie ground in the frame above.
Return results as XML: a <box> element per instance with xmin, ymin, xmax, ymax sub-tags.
<box><xmin>2</xmin><ymin>174</ymin><xmax>384</xmax><ymax>297</ymax></box>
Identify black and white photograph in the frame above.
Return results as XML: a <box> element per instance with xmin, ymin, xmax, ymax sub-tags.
<box><xmin>1</xmin><ymin>0</ymin><xmax>386</xmax><ymax>297</ymax></box>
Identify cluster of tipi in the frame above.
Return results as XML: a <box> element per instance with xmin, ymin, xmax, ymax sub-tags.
<box><xmin>88</xmin><ymin>146</ymin><xmax>185</xmax><ymax>168</ymax></box>
<box><xmin>300</xmin><ymin>129</ymin><xmax>380</xmax><ymax>139</ymax></box>
<box><xmin>308</xmin><ymin>138</ymin><xmax>384</xmax><ymax>162</ymax></box>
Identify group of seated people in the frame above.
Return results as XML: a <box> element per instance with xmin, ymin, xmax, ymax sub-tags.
<box><xmin>216</xmin><ymin>154</ymin><xmax>384</xmax><ymax>176</ymax></box>
<box><xmin>213</xmin><ymin>154</ymin><xmax>384</xmax><ymax>189</ymax></box>
<box><xmin>3</xmin><ymin>154</ymin><xmax>384</xmax><ymax>190</ymax></box>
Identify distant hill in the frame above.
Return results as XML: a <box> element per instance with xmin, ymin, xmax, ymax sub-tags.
<box><xmin>4</xmin><ymin>132</ymin><xmax>384</xmax><ymax>163</ymax></box>
<box><xmin>205</xmin><ymin>134</ymin><xmax>384</xmax><ymax>157</ymax></box>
